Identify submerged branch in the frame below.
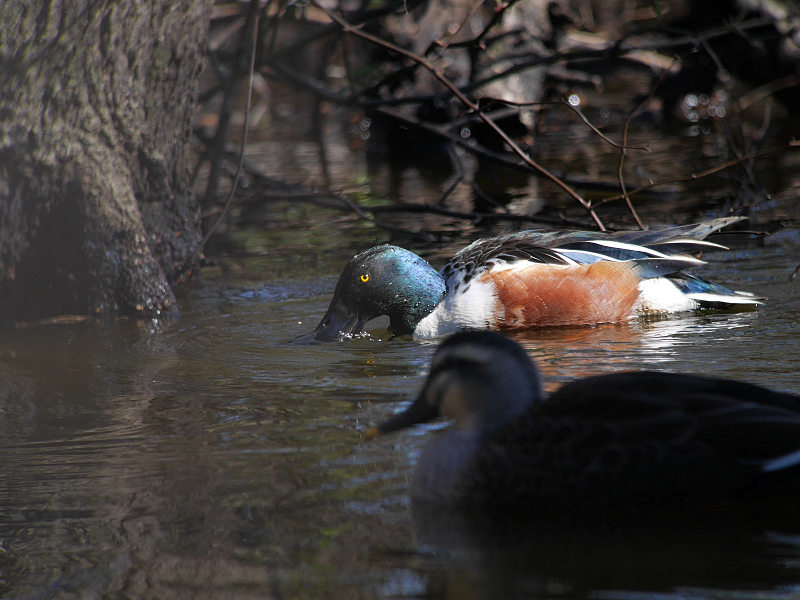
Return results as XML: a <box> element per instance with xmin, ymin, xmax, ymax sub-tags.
<box><xmin>463</xmin><ymin>17</ymin><xmax>775</xmax><ymax>94</ymax></box>
<box><xmin>198</xmin><ymin>1</ymin><xmax>798</xmax><ymax>242</ymax></box>
<box><xmin>616</xmin><ymin>119</ymin><xmax>645</xmax><ymax>230</ymax></box>
<box><xmin>369</xmin><ymin>105</ymin><xmax>647</xmax><ymax>195</ymax></box>
<box><xmin>598</xmin><ymin>142</ymin><xmax>797</xmax><ymax>206</ymax></box>
<box><xmin>183</xmin><ymin>0</ymin><xmax>260</xmax><ymax>278</ymax></box>
<box><xmin>199</xmin><ymin>149</ymin><xmax>590</xmax><ymax>231</ymax></box>
<box><xmin>310</xmin><ymin>0</ymin><xmax>607</xmax><ymax>231</ymax></box>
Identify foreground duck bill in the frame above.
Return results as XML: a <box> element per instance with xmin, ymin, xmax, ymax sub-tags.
<box><xmin>374</xmin><ymin>393</ymin><xmax>439</xmax><ymax>436</ymax></box>
<box><xmin>312</xmin><ymin>305</ymin><xmax>365</xmax><ymax>341</ymax></box>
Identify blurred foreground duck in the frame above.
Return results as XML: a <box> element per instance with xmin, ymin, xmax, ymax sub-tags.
<box><xmin>367</xmin><ymin>331</ymin><xmax>800</xmax><ymax>514</ymax></box>
<box><xmin>312</xmin><ymin>217</ymin><xmax>762</xmax><ymax>340</ymax></box>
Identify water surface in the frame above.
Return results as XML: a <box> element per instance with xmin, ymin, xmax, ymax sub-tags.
<box><xmin>1</xmin><ymin>219</ymin><xmax>799</xmax><ymax>599</ymax></box>
<box><xmin>2</xmin><ymin>78</ymin><xmax>800</xmax><ymax>599</ymax></box>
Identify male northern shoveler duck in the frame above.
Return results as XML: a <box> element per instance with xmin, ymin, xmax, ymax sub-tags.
<box><xmin>367</xmin><ymin>331</ymin><xmax>800</xmax><ymax>513</ymax></box>
<box><xmin>312</xmin><ymin>217</ymin><xmax>762</xmax><ymax>341</ymax></box>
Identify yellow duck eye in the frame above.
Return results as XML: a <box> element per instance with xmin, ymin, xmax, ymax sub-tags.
<box><xmin>360</xmin><ymin>273</ymin><xmax>370</xmax><ymax>283</ymax></box>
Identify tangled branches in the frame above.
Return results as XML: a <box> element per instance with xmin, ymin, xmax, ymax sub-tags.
<box><xmin>193</xmin><ymin>0</ymin><xmax>800</xmax><ymax>248</ymax></box>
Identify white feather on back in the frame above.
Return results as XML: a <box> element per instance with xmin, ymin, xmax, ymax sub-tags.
<box><xmin>634</xmin><ymin>278</ymin><xmax>698</xmax><ymax>313</ymax></box>
<box><xmin>414</xmin><ymin>268</ymin><xmax>502</xmax><ymax>339</ymax></box>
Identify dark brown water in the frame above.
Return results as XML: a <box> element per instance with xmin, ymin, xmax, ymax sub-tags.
<box><xmin>2</xmin><ymin>219</ymin><xmax>798</xmax><ymax>599</ymax></box>
<box><xmin>2</xmin><ymin>86</ymin><xmax>800</xmax><ymax>598</ymax></box>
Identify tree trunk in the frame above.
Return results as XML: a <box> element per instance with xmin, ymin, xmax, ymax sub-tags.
<box><xmin>0</xmin><ymin>1</ymin><xmax>209</xmax><ymax>320</ymax></box>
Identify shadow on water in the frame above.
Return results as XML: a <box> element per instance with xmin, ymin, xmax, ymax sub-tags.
<box><xmin>409</xmin><ymin>503</ymin><xmax>800</xmax><ymax>599</ymax></box>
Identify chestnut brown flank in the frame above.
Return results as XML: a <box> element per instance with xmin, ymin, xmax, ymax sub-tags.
<box><xmin>481</xmin><ymin>261</ymin><xmax>642</xmax><ymax>327</ymax></box>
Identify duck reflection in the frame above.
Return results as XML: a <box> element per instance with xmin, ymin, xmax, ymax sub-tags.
<box><xmin>409</xmin><ymin>501</ymin><xmax>800</xmax><ymax>598</ymax></box>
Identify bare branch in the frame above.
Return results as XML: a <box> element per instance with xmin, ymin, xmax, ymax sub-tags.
<box><xmin>462</xmin><ymin>17</ymin><xmax>773</xmax><ymax>95</ymax></box>
<box><xmin>616</xmin><ymin>119</ymin><xmax>645</xmax><ymax>230</ymax></box>
<box><xmin>598</xmin><ymin>142</ymin><xmax>797</xmax><ymax>206</ymax></box>
<box><xmin>311</xmin><ymin>0</ymin><xmax>607</xmax><ymax>230</ymax></box>
<box><xmin>183</xmin><ymin>0</ymin><xmax>260</xmax><ymax>277</ymax></box>
<box><xmin>497</xmin><ymin>98</ymin><xmax>651</xmax><ymax>152</ymax></box>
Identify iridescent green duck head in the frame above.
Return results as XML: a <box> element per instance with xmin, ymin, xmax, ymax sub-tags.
<box><xmin>313</xmin><ymin>245</ymin><xmax>446</xmax><ymax>341</ymax></box>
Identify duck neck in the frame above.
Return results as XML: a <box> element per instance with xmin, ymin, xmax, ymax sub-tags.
<box><xmin>475</xmin><ymin>366</ymin><xmax>542</xmax><ymax>438</ymax></box>
<box><xmin>387</xmin><ymin>266</ymin><xmax>446</xmax><ymax>335</ymax></box>
<box><xmin>412</xmin><ymin>427</ymin><xmax>482</xmax><ymax>503</ymax></box>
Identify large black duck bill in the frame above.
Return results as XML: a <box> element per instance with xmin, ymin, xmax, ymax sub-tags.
<box><xmin>367</xmin><ymin>331</ymin><xmax>800</xmax><ymax>519</ymax></box>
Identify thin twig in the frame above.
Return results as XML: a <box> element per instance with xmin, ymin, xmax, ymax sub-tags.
<box><xmin>616</xmin><ymin>118</ymin><xmax>644</xmax><ymax>229</ymax></box>
<box><xmin>463</xmin><ymin>0</ymin><xmax>526</xmax><ymax>83</ymax></box>
<box><xmin>312</xmin><ymin>0</ymin><xmax>606</xmax><ymax>230</ymax></box>
<box><xmin>461</xmin><ymin>17</ymin><xmax>773</xmax><ymax>94</ymax></box>
<box><xmin>606</xmin><ymin>50</ymin><xmax>683</xmax><ymax>223</ymax></box>
<box><xmin>261</xmin><ymin>0</ymin><xmax>427</xmax><ymax>62</ymax></box>
<box><xmin>598</xmin><ymin>142</ymin><xmax>795</xmax><ymax>206</ymax></box>
<box><xmin>473</xmin><ymin>0</ymin><xmax>526</xmax><ymax>50</ymax></box>
<box><xmin>755</xmin><ymin>97</ymin><xmax>773</xmax><ymax>143</ymax></box>
<box><xmin>367</xmin><ymin>202</ymin><xmax>585</xmax><ymax>227</ymax></box>
<box><xmin>15</xmin><ymin>315</ymin><xmax>91</xmax><ymax>329</ymax></box>
<box><xmin>182</xmin><ymin>0</ymin><xmax>260</xmax><ymax>277</ymax></box>
<box><xmin>202</xmin><ymin>4</ymin><xmax>262</xmax><ymax>217</ymax></box>
<box><xmin>561</xmin><ymin>100</ymin><xmax>649</xmax><ymax>151</ymax></box>
<box><xmin>427</xmin><ymin>0</ymin><xmax>486</xmax><ymax>53</ymax></box>
<box><xmin>610</xmin><ymin>55</ymin><xmax>676</xmax><ymax>229</ymax></box>
<box><xmin>736</xmin><ymin>74</ymin><xmax>800</xmax><ymax>112</ymax></box>
<box><xmin>502</xmin><ymin>98</ymin><xmax>650</xmax><ymax>151</ymax></box>
<box><xmin>199</xmin><ymin>169</ymin><xmax>587</xmax><ymax>230</ymax></box>
<box><xmin>260</xmin><ymin>15</ymin><xmax>774</xmax><ymax>115</ymax></box>
<box><xmin>435</xmin><ymin>145</ymin><xmax>471</xmax><ymax>207</ymax></box>
<box><xmin>371</xmin><ymin>104</ymin><xmax>636</xmax><ymax>195</ymax></box>
<box><xmin>723</xmin><ymin>125</ymin><xmax>758</xmax><ymax>192</ymax></box>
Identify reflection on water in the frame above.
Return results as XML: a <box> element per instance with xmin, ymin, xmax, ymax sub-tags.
<box><xmin>4</xmin><ymin>73</ymin><xmax>800</xmax><ymax>597</ymax></box>
<box><xmin>512</xmin><ymin>310</ymin><xmax>765</xmax><ymax>385</ymax></box>
<box><xmin>1</xmin><ymin>233</ymin><xmax>799</xmax><ymax>598</ymax></box>
<box><xmin>408</xmin><ymin>501</ymin><xmax>800</xmax><ymax>599</ymax></box>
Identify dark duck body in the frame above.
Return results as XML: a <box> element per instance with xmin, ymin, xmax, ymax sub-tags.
<box><xmin>313</xmin><ymin>218</ymin><xmax>762</xmax><ymax>340</ymax></box>
<box><xmin>368</xmin><ymin>331</ymin><xmax>800</xmax><ymax>518</ymax></box>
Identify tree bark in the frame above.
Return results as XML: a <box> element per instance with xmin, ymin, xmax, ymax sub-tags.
<box><xmin>0</xmin><ymin>1</ymin><xmax>209</xmax><ymax>320</ymax></box>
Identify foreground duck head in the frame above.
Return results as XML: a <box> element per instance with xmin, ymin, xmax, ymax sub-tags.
<box><xmin>368</xmin><ymin>330</ymin><xmax>543</xmax><ymax>438</ymax></box>
<box><xmin>312</xmin><ymin>245</ymin><xmax>446</xmax><ymax>341</ymax></box>
<box><xmin>368</xmin><ymin>330</ymin><xmax>800</xmax><ymax>512</ymax></box>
